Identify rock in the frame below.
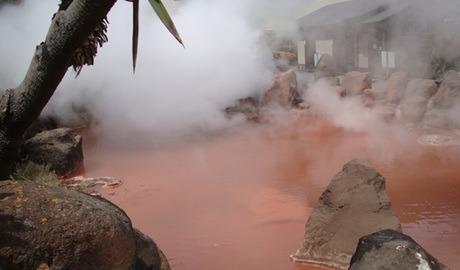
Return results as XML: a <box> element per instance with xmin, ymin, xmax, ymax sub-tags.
<box><xmin>0</xmin><ymin>180</ymin><xmax>170</xmax><ymax>270</ymax></box>
<box><xmin>349</xmin><ymin>229</ymin><xmax>449</xmax><ymax>270</ymax></box>
<box><xmin>428</xmin><ymin>70</ymin><xmax>460</xmax><ymax>110</ymax></box>
<box><xmin>264</xmin><ymin>69</ymin><xmax>300</xmax><ymax>107</ymax></box>
<box><xmin>342</xmin><ymin>72</ymin><xmax>372</xmax><ymax>96</ymax></box>
<box><xmin>23</xmin><ymin>116</ymin><xmax>59</xmax><ymax>140</ymax></box>
<box><xmin>225</xmin><ymin>97</ymin><xmax>260</xmax><ymax>122</ymax></box>
<box><xmin>362</xmin><ymin>94</ymin><xmax>374</xmax><ymax>108</ymax></box>
<box><xmin>317</xmin><ymin>76</ymin><xmax>339</xmax><ymax>86</ymax></box>
<box><xmin>423</xmin><ymin>109</ymin><xmax>454</xmax><ymax>129</ymax></box>
<box><xmin>19</xmin><ymin>128</ymin><xmax>83</xmax><ymax>177</ymax></box>
<box><xmin>315</xmin><ymin>54</ymin><xmax>336</xmax><ymax>80</ymax></box>
<box><xmin>423</xmin><ymin>71</ymin><xmax>460</xmax><ymax>129</ymax></box>
<box><xmin>291</xmin><ymin>159</ymin><xmax>401</xmax><ymax>268</ymax></box>
<box><xmin>385</xmin><ymin>71</ymin><xmax>407</xmax><ymax>104</ymax></box>
<box><xmin>364</xmin><ymin>88</ymin><xmax>386</xmax><ymax>101</ymax></box>
<box><xmin>405</xmin><ymin>79</ymin><xmax>438</xmax><ymax>100</ymax></box>
<box><xmin>399</xmin><ymin>95</ymin><xmax>428</xmax><ymax>124</ymax></box>
<box><xmin>399</xmin><ymin>79</ymin><xmax>438</xmax><ymax>125</ymax></box>
<box><xmin>375</xmin><ymin>104</ymin><xmax>397</xmax><ymax>122</ymax></box>
<box><xmin>64</xmin><ymin>176</ymin><xmax>122</xmax><ymax>189</ymax></box>
<box><xmin>133</xmin><ymin>228</ymin><xmax>170</xmax><ymax>270</ymax></box>
<box><xmin>331</xmin><ymin>86</ymin><xmax>346</xmax><ymax>98</ymax></box>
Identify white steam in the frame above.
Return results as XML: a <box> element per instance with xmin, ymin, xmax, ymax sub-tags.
<box><xmin>0</xmin><ymin>0</ymin><xmax>280</xmax><ymax>144</ymax></box>
<box><xmin>306</xmin><ymin>80</ymin><xmax>381</xmax><ymax>132</ymax></box>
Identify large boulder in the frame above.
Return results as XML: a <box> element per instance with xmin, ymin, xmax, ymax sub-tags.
<box><xmin>399</xmin><ymin>95</ymin><xmax>428</xmax><ymax>124</ymax></box>
<box><xmin>342</xmin><ymin>72</ymin><xmax>372</xmax><ymax>96</ymax></box>
<box><xmin>0</xmin><ymin>180</ymin><xmax>170</xmax><ymax>270</ymax></box>
<box><xmin>349</xmin><ymin>229</ymin><xmax>449</xmax><ymax>270</ymax></box>
<box><xmin>423</xmin><ymin>109</ymin><xmax>455</xmax><ymax>129</ymax></box>
<box><xmin>19</xmin><ymin>128</ymin><xmax>83</xmax><ymax>177</ymax></box>
<box><xmin>424</xmin><ymin>71</ymin><xmax>460</xmax><ymax>129</ymax></box>
<box><xmin>291</xmin><ymin>159</ymin><xmax>401</xmax><ymax>268</ymax></box>
<box><xmin>399</xmin><ymin>79</ymin><xmax>438</xmax><ymax>125</ymax></box>
<box><xmin>405</xmin><ymin>79</ymin><xmax>438</xmax><ymax>100</ymax></box>
<box><xmin>428</xmin><ymin>70</ymin><xmax>460</xmax><ymax>110</ymax></box>
<box><xmin>385</xmin><ymin>71</ymin><xmax>407</xmax><ymax>105</ymax></box>
<box><xmin>264</xmin><ymin>69</ymin><xmax>300</xmax><ymax>107</ymax></box>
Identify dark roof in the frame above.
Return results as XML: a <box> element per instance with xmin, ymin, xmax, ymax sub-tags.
<box><xmin>297</xmin><ymin>0</ymin><xmax>394</xmax><ymax>27</ymax></box>
<box><xmin>362</xmin><ymin>1</ymin><xmax>413</xmax><ymax>24</ymax></box>
<box><xmin>297</xmin><ymin>0</ymin><xmax>460</xmax><ymax>27</ymax></box>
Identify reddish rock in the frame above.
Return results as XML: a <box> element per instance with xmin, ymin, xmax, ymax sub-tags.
<box><xmin>342</xmin><ymin>72</ymin><xmax>372</xmax><ymax>96</ymax></box>
<box><xmin>317</xmin><ymin>76</ymin><xmax>339</xmax><ymax>86</ymax></box>
<box><xmin>375</xmin><ymin>104</ymin><xmax>397</xmax><ymax>122</ymax></box>
<box><xmin>362</xmin><ymin>95</ymin><xmax>374</xmax><ymax>108</ymax></box>
<box><xmin>400</xmin><ymin>96</ymin><xmax>428</xmax><ymax>124</ymax></box>
<box><xmin>398</xmin><ymin>79</ymin><xmax>437</xmax><ymax>125</ymax></box>
<box><xmin>331</xmin><ymin>86</ymin><xmax>346</xmax><ymax>98</ymax></box>
<box><xmin>423</xmin><ymin>109</ymin><xmax>455</xmax><ymax>129</ymax></box>
<box><xmin>364</xmin><ymin>88</ymin><xmax>386</xmax><ymax>100</ymax></box>
<box><xmin>264</xmin><ymin>69</ymin><xmax>299</xmax><ymax>107</ymax></box>
<box><xmin>405</xmin><ymin>79</ymin><xmax>438</xmax><ymax>100</ymax></box>
<box><xmin>385</xmin><ymin>71</ymin><xmax>407</xmax><ymax>104</ymax></box>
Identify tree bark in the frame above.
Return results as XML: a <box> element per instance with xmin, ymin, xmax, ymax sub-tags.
<box><xmin>0</xmin><ymin>0</ymin><xmax>117</xmax><ymax>179</ymax></box>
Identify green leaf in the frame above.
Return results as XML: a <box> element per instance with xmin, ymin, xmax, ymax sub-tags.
<box><xmin>132</xmin><ymin>0</ymin><xmax>139</xmax><ymax>72</ymax></box>
<box><xmin>148</xmin><ymin>0</ymin><xmax>184</xmax><ymax>47</ymax></box>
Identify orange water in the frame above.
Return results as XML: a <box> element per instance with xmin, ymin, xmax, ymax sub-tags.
<box><xmin>81</xmin><ymin>116</ymin><xmax>460</xmax><ymax>270</ymax></box>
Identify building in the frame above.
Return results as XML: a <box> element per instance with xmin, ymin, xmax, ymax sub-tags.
<box><xmin>297</xmin><ymin>0</ymin><xmax>460</xmax><ymax>77</ymax></box>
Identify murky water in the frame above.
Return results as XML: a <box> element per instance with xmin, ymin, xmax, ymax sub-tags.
<box><xmin>81</xmin><ymin>115</ymin><xmax>460</xmax><ymax>270</ymax></box>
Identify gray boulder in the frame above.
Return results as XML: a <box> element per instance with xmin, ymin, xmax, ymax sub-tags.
<box><xmin>291</xmin><ymin>159</ymin><xmax>401</xmax><ymax>268</ymax></box>
<box><xmin>19</xmin><ymin>128</ymin><xmax>83</xmax><ymax>177</ymax></box>
<box><xmin>349</xmin><ymin>229</ymin><xmax>448</xmax><ymax>270</ymax></box>
<box><xmin>0</xmin><ymin>180</ymin><xmax>170</xmax><ymax>270</ymax></box>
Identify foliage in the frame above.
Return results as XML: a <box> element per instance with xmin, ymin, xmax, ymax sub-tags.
<box><xmin>13</xmin><ymin>162</ymin><xmax>60</xmax><ymax>185</ymax></box>
<box><xmin>58</xmin><ymin>0</ymin><xmax>109</xmax><ymax>76</ymax></box>
<box><xmin>61</xmin><ymin>0</ymin><xmax>183</xmax><ymax>74</ymax></box>
<box><xmin>418</xmin><ymin>26</ymin><xmax>460</xmax><ymax>79</ymax></box>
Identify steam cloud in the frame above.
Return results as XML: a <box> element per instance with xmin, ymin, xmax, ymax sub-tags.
<box><xmin>0</xmin><ymin>0</ymin><xmax>293</xmax><ymax>145</ymax></box>
<box><xmin>2</xmin><ymin>0</ymin><xmax>458</xmax><ymax>149</ymax></box>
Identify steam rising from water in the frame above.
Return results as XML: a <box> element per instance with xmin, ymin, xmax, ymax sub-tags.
<box><xmin>307</xmin><ymin>80</ymin><xmax>381</xmax><ymax>132</ymax></box>
<box><xmin>1</xmin><ymin>0</ymin><xmax>458</xmax><ymax>148</ymax></box>
<box><xmin>0</xmin><ymin>0</ymin><xmax>280</xmax><ymax>144</ymax></box>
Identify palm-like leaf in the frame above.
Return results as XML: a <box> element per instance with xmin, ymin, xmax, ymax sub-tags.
<box><xmin>147</xmin><ymin>0</ymin><xmax>183</xmax><ymax>46</ymax></box>
<box><xmin>130</xmin><ymin>0</ymin><xmax>183</xmax><ymax>72</ymax></box>
<box><xmin>132</xmin><ymin>0</ymin><xmax>139</xmax><ymax>72</ymax></box>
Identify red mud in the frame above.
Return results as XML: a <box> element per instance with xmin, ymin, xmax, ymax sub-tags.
<box><xmin>81</xmin><ymin>116</ymin><xmax>460</xmax><ymax>270</ymax></box>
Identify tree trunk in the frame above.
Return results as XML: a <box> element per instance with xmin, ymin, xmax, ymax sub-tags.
<box><xmin>0</xmin><ymin>0</ymin><xmax>117</xmax><ymax>180</ymax></box>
